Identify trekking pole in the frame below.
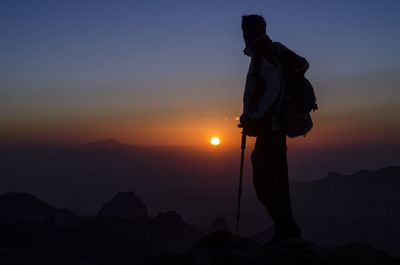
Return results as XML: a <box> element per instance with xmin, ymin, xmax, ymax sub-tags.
<box><xmin>235</xmin><ymin>131</ymin><xmax>246</xmax><ymax>239</ymax></box>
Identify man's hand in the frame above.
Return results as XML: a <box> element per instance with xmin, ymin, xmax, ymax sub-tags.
<box><xmin>239</xmin><ymin>112</ymin><xmax>257</xmax><ymax>128</ymax></box>
<box><xmin>239</xmin><ymin>112</ymin><xmax>266</xmax><ymax>136</ymax></box>
<box><xmin>239</xmin><ymin>112</ymin><xmax>250</xmax><ymax>128</ymax></box>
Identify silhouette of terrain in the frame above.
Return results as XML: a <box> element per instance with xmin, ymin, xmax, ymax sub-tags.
<box><xmin>0</xmin><ymin>140</ymin><xmax>399</xmax><ymax>263</ymax></box>
<box><xmin>249</xmin><ymin>167</ymin><xmax>400</xmax><ymax>256</ymax></box>
<box><xmin>0</xmin><ymin>248</ymin><xmax>96</xmax><ymax>265</ymax></box>
<box><xmin>0</xmin><ymin>139</ymin><xmax>240</xmax><ymax>218</ymax></box>
<box><xmin>98</xmin><ymin>191</ymin><xmax>148</xmax><ymax>218</ymax></box>
<box><xmin>0</xmin><ymin>181</ymin><xmax>399</xmax><ymax>264</ymax></box>
<box><xmin>146</xmin><ymin>231</ymin><xmax>400</xmax><ymax>265</ymax></box>
<box><xmin>78</xmin><ymin>138</ymin><xmax>132</xmax><ymax>153</ymax></box>
<box><xmin>1</xmin><ymin>139</ymin><xmax>399</xmax><ymax>220</ymax></box>
<box><xmin>0</xmin><ymin>192</ymin><xmax>76</xmax><ymax>225</ymax></box>
<box><xmin>208</xmin><ymin>217</ymin><xmax>231</xmax><ymax>233</ymax></box>
<box><xmin>189</xmin><ymin>167</ymin><xmax>400</xmax><ymax>256</ymax></box>
<box><xmin>0</xmin><ymin>191</ymin><xmax>205</xmax><ymax>265</ymax></box>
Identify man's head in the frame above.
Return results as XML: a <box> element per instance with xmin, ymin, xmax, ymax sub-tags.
<box><xmin>241</xmin><ymin>14</ymin><xmax>266</xmax><ymax>47</ymax></box>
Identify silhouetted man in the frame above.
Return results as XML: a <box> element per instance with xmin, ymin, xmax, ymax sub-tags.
<box><xmin>240</xmin><ymin>14</ymin><xmax>307</xmax><ymax>243</ymax></box>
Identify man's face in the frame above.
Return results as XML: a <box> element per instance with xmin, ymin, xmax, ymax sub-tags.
<box><xmin>242</xmin><ymin>29</ymin><xmax>250</xmax><ymax>47</ymax></box>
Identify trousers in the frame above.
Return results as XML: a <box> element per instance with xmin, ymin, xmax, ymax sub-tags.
<box><xmin>251</xmin><ymin>130</ymin><xmax>299</xmax><ymax>229</ymax></box>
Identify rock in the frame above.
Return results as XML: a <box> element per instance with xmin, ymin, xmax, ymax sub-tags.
<box><xmin>324</xmin><ymin>243</ymin><xmax>400</xmax><ymax>265</ymax></box>
<box><xmin>153</xmin><ymin>211</ymin><xmax>183</xmax><ymax>225</ymax></box>
<box><xmin>146</xmin><ymin>231</ymin><xmax>400</xmax><ymax>265</ymax></box>
<box><xmin>0</xmin><ymin>248</ymin><xmax>95</xmax><ymax>265</ymax></box>
<box><xmin>193</xmin><ymin>230</ymin><xmax>257</xmax><ymax>250</ymax></box>
<box><xmin>98</xmin><ymin>191</ymin><xmax>148</xmax><ymax>218</ymax></box>
<box><xmin>208</xmin><ymin>217</ymin><xmax>230</xmax><ymax>233</ymax></box>
<box><xmin>0</xmin><ymin>209</ymin><xmax>202</xmax><ymax>265</ymax></box>
<box><xmin>252</xmin><ymin>226</ymin><xmax>274</xmax><ymax>244</ymax></box>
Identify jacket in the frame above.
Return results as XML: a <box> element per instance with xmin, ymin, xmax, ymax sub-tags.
<box><xmin>243</xmin><ymin>36</ymin><xmax>309</xmax><ymax>131</ymax></box>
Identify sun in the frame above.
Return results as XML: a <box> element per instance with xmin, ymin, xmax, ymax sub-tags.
<box><xmin>210</xmin><ymin>136</ymin><xmax>221</xmax><ymax>146</ymax></box>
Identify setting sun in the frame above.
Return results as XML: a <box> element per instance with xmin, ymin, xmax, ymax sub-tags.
<box><xmin>210</xmin><ymin>136</ymin><xmax>221</xmax><ymax>146</ymax></box>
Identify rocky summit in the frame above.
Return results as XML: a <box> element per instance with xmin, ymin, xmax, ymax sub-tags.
<box><xmin>146</xmin><ymin>230</ymin><xmax>400</xmax><ymax>265</ymax></box>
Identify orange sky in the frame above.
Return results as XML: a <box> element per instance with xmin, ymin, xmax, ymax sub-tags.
<box><xmin>2</xmin><ymin>100</ymin><xmax>399</xmax><ymax>151</ymax></box>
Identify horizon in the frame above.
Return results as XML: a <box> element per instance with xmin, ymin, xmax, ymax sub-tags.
<box><xmin>1</xmin><ymin>134</ymin><xmax>399</xmax><ymax>222</ymax></box>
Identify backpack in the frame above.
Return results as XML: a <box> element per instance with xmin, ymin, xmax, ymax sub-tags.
<box><xmin>273</xmin><ymin>43</ymin><xmax>318</xmax><ymax>138</ymax></box>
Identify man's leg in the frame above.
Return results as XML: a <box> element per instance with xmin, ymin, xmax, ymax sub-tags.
<box><xmin>251</xmin><ymin>131</ymin><xmax>301</xmax><ymax>242</ymax></box>
<box><xmin>273</xmin><ymin>146</ymin><xmax>302</xmax><ymax>241</ymax></box>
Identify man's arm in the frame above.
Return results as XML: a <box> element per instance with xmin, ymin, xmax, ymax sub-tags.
<box><xmin>248</xmin><ymin>57</ymin><xmax>280</xmax><ymax>120</ymax></box>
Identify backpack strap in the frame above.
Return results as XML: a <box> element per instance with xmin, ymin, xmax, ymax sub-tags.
<box><xmin>247</xmin><ymin>49</ymin><xmax>282</xmax><ymax>132</ymax></box>
<box><xmin>272</xmin><ymin>42</ymin><xmax>286</xmax><ymax>83</ymax></box>
<box><xmin>249</xmin><ymin>43</ymin><xmax>281</xmax><ymax>111</ymax></box>
<box><xmin>248</xmin><ymin>53</ymin><xmax>266</xmax><ymax>113</ymax></box>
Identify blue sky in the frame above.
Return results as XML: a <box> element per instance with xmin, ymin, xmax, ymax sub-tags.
<box><xmin>1</xmin><ymin>0</ymin><xmax>399</xmax><ymax>146</ymax></box>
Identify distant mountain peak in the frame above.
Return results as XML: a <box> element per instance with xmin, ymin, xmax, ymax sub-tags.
<box><xmin>78</xmin><ymin>138</ymin><xmax>132</xmax><ymax>152</ymax></box>
<box><xmin>326</xmin><ymin>166</ymin><xmax>400</xmax><ymax>181</ymax></box>
<box><xmin>89</xmin><ymin>138</ymin><xmax>123</xmax><ymax>146</ymax></box>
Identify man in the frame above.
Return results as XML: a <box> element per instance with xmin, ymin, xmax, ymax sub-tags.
<box><xmin>240</xmin><ymin>14</ymin><xmax>307</xmax><ymax>243</ymax></box>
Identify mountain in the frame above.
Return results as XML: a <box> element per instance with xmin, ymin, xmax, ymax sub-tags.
<box><xmin>247</xmin><ymin>166</ymin><xmax>400</xmax><ymax>256</ymax></box>
<box><xmin>2</xmin><ymin>138</ymin><xmax>398</xmax><ymax>222</ymax></box>
<box><xmin>77</xmin><ymin>138</ymin><xmax>133</xmax><ymax>153</ymax></box>
<box><xmin>0</xmin><ymin>139</ymin><xmax>240</xmax><ymax>219</ymax></box>
<box><xmin>98</xmin><ymin>191</ymin><xmax>148</xmax><ymax>218</ymax></box>
<box><xmin>187</xmin><ymin>166</ymin><xmax>400</xmax><ymax>256</ymax></box>
<box><xmin>1</xmin><ymin>139</ymin><xmax>399</xmax><ymax>256</ymax></box>
<box><xmin>0</xmin><ymin>191</ymin><xmax>205</xmax><ymax>264</ymax></box>
<box><xmin>0</xmin><ymin>192</ymin><xmax>76</xmax><ymax>225</ymax></box>
<box><xmin>1</xmin><ymin>191</ymin><xmax>398</xmax><ymax>265</ymax></box>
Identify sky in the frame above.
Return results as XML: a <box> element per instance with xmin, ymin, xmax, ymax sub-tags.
<box><xmin>1</xmin><ymin>0</ymin><xmax>400</xmax><ymax>150</ymax></box>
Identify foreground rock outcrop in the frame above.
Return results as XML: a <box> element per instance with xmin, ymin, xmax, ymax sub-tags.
<box><xmin>208</xmin><ymin>217</ymin><xmax>230</xmax><ymax>233</ymax></box>
<box><xmin>0</xmin><ymin>248</ymin><xmax>95</xmax><ymax>265</ymax></box>
<box><xmin>146</xmin><ymin>231</ymin><xmax>400</xmax><ymax>265</ymax></box>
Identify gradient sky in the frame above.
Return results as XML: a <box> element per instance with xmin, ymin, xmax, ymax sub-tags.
<box><xmin>1</xmin><ymin>0</ymin><xmax>400</xmax><ymax>148</ymax></box>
